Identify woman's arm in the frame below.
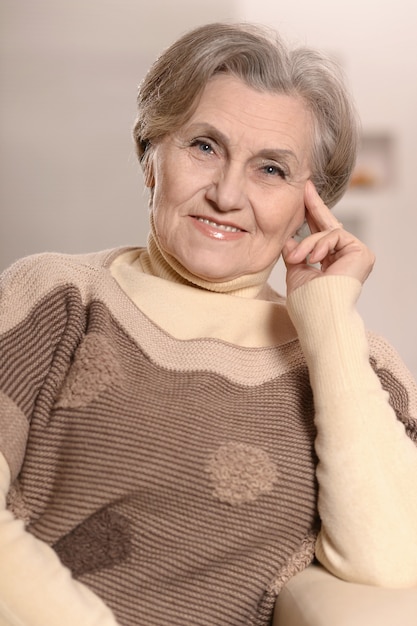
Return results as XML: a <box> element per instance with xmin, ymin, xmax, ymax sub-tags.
<box><xmin>287</xmin><ymin>275</ymin><xmax>417</xmax><ymax>587</ymax></box>
<box><xmin>283</xmin><ymin>182</ymin><xmax>417</xmax><ymax>587</ymax></box>
<box><xmin>0</xmin><ymin>256</ymin><xmax>121</xmax><ymax>624</ymax></box>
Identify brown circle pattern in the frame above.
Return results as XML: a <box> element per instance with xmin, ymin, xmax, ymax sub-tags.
<box><xmin>207</xmin><ymin>442</ymin><xmax>279</xmax><ymax>505</ymax></box>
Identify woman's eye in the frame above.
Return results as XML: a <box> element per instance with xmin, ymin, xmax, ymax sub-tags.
<box><xmin>262</xmin><ymin>164</ymin><xmax>287</xmax><ymax>179</ymax></box>
<box><xmin>190</xmin><ymin>139</ymin><xmax>214</xmax><ymax>154</ymax></box>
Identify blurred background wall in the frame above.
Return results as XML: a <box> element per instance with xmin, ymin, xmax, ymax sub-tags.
<box><xmin>1</xmin><ymin>0</ymin><xmax>416</xmax><ymax>376</ymax></box>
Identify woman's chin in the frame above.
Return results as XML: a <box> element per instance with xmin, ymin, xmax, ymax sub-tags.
<box><xmin>179</xmin><ymin>256</ymin><xmax>269</xmax><ymax>283</ymax></box>
<box><xmin>188</xmin><ymin>267</ymin><xmax>239</xmax><ymax>283</ymax></box>
<box><xmin>176</xmin><ymin>255</ymin><xmax>240</xmax><ymax>283</ymax></box>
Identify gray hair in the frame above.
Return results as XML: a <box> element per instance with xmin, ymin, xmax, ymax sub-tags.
<box><xmin>133</xmin><ymin>22</ymin><xmax>359</xmax><ymax>207</ymax></box>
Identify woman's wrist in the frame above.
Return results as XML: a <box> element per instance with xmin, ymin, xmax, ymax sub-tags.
<box><xmin>286</xmin><ymin>275</ymin><xmax>376</xmax><ymax>400</ymax></box>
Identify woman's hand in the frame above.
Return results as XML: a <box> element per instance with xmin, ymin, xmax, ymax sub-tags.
<box><xmin>282</xmin><ymin>181</ymin><xmax>375</xmax><ymax>296</ymax></box>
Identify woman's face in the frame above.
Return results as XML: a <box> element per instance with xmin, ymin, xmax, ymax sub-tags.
<box><xmin>149</xmin><ymin>74</ymin><xmax>312</xmax><ymax>282</ymax></box>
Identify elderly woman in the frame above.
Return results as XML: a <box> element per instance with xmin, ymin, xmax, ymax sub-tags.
<box><xmin>0</xmin><ymin>22</ymin><xmax>416</xmax><ymax>626</ymax></box>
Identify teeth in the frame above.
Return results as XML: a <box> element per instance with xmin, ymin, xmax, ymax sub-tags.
<box><xmin>196</xmin><ymin>217</ymin><xmax>242</xmax><ymax>233</ymax></box>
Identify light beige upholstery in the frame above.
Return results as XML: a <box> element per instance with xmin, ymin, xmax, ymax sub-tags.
<box><xmin>273</xmin><ymin>563</ymin><xmax>417</xmax><ymax>626</ymax></box>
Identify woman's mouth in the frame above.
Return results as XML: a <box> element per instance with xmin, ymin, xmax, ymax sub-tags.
<box><xmin>194</xmin><ymin>217</ymin><xmax>243</xmax><ymax>233</ymax></box>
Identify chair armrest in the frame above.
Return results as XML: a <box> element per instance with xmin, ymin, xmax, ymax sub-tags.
<box><xmin>273</xmin><ymin>563</ymin><xmax>417</xmax><ymax>626</ymax></box>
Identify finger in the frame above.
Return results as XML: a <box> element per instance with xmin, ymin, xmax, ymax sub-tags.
<box><xmin>282</xmin><ymin>237</ymin><xmax>298</xmax><ymax>257</ymax></box>
<box><xmin>308</xmin><ymin>232</ymin><xmax>345</xmax><ymax>264</ymax></box>
<box><xmin>286</xmin><ymin>227</ymin><xmax>355</xmax><ymax>267</ymax></box>
<box><xmin>304</xmin><ymin>180</ymin><xmax>343</xmax><ymax>232</ymax></box>
<box><xmin>305</xmin><ymin>209</ymin><xmax>319</xmax><ymax>235</ymax></box>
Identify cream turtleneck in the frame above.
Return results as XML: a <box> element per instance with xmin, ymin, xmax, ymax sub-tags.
<box><xmin>109</xmin><ymin>212</ymin><xmax>300</xmax><ymax>347</ymax></box>
<box><xmin>109</xmin><ymin>218</ymin><xmax>300</xmax><ymax>348</ymax></box>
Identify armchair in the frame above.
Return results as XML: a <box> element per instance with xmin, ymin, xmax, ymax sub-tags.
<box><xmin>273</xmin><ymin>563</ymin><xmax>417</xmax><ymax>625</ymax></box>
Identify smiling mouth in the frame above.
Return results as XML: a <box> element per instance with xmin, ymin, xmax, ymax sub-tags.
<box><xmin>194</xmin><ymin>217</ymin><xmax>244</xmax><ymax>233</ymax></box>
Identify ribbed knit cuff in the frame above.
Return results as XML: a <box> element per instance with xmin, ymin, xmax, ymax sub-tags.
<box><xmin>286</xmin><ymin>276</ymin><xmax>379</xmax><ymax>402</ymax></box>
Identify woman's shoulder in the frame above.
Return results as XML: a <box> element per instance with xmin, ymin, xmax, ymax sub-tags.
<box><xmin>1</xmin><ymin>247</ymin><xmax>134</xmax><ymax>291</ymax></box>
<box><xmin>0</xmin><ymin>247</ymin><xmax>136</xmax><ymax>327</ymax></box>
<box><xmin>3</xmin><ymin>247</ymin><xmax>132</xmax><ymax>276</ymax></box>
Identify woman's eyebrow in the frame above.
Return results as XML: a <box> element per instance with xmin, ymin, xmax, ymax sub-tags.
<box><xmin>257</xmin><ymin>148</ymin><xmax>300</xmax><ymax>165</ymax></box>
<box><xmin>184</xmin><ymin>123</ymin><xmax>229</xmax><ymax>145</ymax></box>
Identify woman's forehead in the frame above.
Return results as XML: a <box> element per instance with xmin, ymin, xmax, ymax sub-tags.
<box><xmin>179</xmin><ymin>75</ymin><xmax>312</xmax><ymax>163</ymax></box>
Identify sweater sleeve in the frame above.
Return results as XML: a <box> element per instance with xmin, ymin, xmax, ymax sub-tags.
<box><xmin>287</xmin><ymin>275</ymin><xmax>417</xmax><ymax>588</ymax></box>
<box><xmin>0</xmin><ymin>453</ymin><xmax>120</xmax><ymax>626</ymax></box>
<box><xmin>0</xmin><ymin>256</ymin><xmax>121</xmax><ymax>625</ymax></box>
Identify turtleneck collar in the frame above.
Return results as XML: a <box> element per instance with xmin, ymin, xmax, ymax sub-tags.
<box><xmin>139</xmin><ymin>212</ymin><xmax>277</xmax><ymax>300</ymax></box>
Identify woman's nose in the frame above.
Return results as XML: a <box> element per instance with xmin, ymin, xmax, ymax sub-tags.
<box><xmin>205</xmin><ymin>164</ymin><xmax>248</xmax><ymax>212</ymax></box>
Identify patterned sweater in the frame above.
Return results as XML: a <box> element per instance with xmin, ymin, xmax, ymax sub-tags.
<box><xmin>0</xmin><ymin>248</ymin><xmax>417</xmax><ymax>626</ymax></box>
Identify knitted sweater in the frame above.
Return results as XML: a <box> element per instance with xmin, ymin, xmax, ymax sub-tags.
<box><xmin>0</xmin><ymin>248</ymin><xmax>416</xmax><ymax>626</ymax></box>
